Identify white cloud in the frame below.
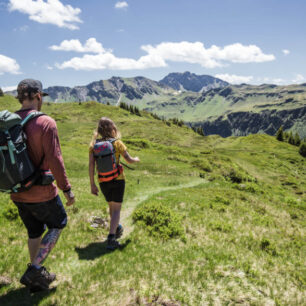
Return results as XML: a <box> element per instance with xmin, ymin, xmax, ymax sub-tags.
<box><xmin>292</xmin><ymin>74</ymin><xmax>305</xmax><ymax>84</ymax></box>
<box><xmin>115</xmin><ymin>1</ymin><xmax>128</xmax><ymax>9</ymax></box>
<box><xmin>206</xmin><ymin>43</ymin><xmax>275</xmax><ymax>63</ymax></box>
<box><xmin>55</xmin><ymin>40</ymin><xmax>275</xmax><ymax>71</ymax></box>
<box><xmin>8</xmin><ymin>0</ymin><xmax>82</xmax><ymax>30</ymax></box>
<box><xmin>270</xmin><ymin>78</ymin><xmax>286</xmax><ymax>85</ymax></box>
<box><xmin>46</xmin><ymin>65</ymin><xmax>53</xmax><ymax>70</ymax></box>
<box><xmin>2</xmin><ymin>85</ymin><xmax>17</xmax><ymax>92</ymax></box>
<box><xmin>215</xmin><ymin>74</ymin><xmax>253</xmax><ymax>84</ymax></box>
<box><xmin>0</xmin><ymin>54</ymin><xmax>21</xmax><ymax>75</ymax></box>
<box><xmin>50</xmin><ymin>38</ymin><xmax>106</xmax><ymax>53</ymax></box>
<box><xmin>282</xmin><ymin>49</ymin><xmax>290</xmax><ymax>55</ymax></box>
<box><xmin>252</xmin><ymin>77</ymin><xmax>289</xmax><ymax>85</ymax></box>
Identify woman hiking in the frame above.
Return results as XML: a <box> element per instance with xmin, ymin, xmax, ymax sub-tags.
<box><xmin>89</xmin><ymin>117</ymin><xmax>140</xmax><ymax>250</ymax></box>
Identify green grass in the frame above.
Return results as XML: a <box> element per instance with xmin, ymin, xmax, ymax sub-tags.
<box><xmin>0</xmin><ymin>96</ymin><xmax>305</xmax><ymax>305</ymax></box>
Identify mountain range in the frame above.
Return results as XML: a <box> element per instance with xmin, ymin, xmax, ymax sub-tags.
<box><xmin>2</xmin><ymin>72</ymin><xmax>306</xmax><ymax>138</ymax></box>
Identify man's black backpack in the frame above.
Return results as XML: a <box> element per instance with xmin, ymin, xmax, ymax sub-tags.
<box><xmin>0</xmin><ymin>110</ymin><xmax>45</xmax><ymax>193</ymax></box>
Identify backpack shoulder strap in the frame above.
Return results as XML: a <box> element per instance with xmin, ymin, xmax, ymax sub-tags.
<box><xmin>21</xmin><ymin>111</ymin><xmax>45</xmax><ymax>127</ymax></box>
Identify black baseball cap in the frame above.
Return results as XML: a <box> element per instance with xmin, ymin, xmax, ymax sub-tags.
<box><xmin>17</xmin><ymin>79</ymin><xmax>49</xmax><ymax>96</ymax></box>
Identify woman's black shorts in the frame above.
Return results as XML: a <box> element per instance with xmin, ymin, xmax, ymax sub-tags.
<box><xmin>99</xmin><ymin>179</ymin><xmax>125</xmax><ymax>203</ymax></box>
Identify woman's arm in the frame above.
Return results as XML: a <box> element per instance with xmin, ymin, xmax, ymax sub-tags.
<box><xmin>122</xmin><ymin>151</ymin><xmax>140</xmax><ymax>164</ymax></box>
<box><xmin>89</xmin><ymin>152</ymin><xmax>99</xmax><ymax>195</ymax></box>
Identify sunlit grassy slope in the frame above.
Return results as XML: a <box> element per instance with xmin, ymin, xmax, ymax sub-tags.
<box><xmin>0</xmin><ymin>96</ymin><xmax>305</xmax><ymax>305</ymax></box>
<box><xmin>129</xmin><ymin>83</ymin><xmax>306</xmax><ymax>122</ymax></box>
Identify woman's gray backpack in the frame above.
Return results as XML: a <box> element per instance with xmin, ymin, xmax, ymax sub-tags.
<box><xmin>93</xmin><ymin>139</ymin><xmax>122</xmax><ymax>183</ymax></box>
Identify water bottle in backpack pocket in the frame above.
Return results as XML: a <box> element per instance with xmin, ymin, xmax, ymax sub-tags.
<box><xmin>93</xmin><ymin>139</ymin><xmax>123</xmax><ymax>183</ymax></box>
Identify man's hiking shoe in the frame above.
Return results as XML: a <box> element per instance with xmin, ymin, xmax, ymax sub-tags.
<box><xmin>107</xmin><ymin>235</ymin><xmax>120</xmax><ymax>251</ymax></box>
<box><xmin>20</xmin><ymin>264</ymin><xmax>56</xmax><ymax>290</ymax></box>
<box><xmin>116</xmin><ymin>224</ymin><xmax>124</xmax><ymax>239</ymax></box>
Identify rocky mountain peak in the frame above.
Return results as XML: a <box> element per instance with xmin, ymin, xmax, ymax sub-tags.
<box><xmin>159</xmin><ymin>72</ymin><xmax>229</xmax><ymax>92</ymax></box>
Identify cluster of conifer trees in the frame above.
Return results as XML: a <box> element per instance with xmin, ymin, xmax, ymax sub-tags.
<box><xmin>276</xmin><ymin>126</ymin><xmax>306</xmax><ymax>157</ymax></box>
<box><xmin>191</xmin><ymin>125</ymin><xmax>205</xmax><ymax>136</ymax></box>
<box><xmin>119</xmin><ymin>102</ymin><xmax>141</xmax><ymax>116</ymax></box>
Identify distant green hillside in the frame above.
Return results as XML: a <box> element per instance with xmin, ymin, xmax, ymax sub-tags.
<box><xmin>4</xmin><ymin>73</ymin><xmax>306</xmax><ymax>138</ymax></box>
<box><xmin>140</xmin><ymin>83</ymin><xmax>306</xmax><ymax>138</ymax></box>
<box><xmin>0</xmin><ymin>96</ymin><xmax>305</xmax><ymax>305</ymax></box>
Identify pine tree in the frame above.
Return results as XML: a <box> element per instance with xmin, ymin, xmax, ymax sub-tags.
<box><xmin>0</xmin><ymin>88</ymin><xmax>3</xmax><ymax>97</ymax></box>
<box><xmin>196</xmin><ymin>127</ymin><xmax>205</xmax><ymax>136</ymax></box>
<box><xmin>299</xmin><ymin>143</ymin><xmax>306</xmax><ymax>157</ymax></box>
<box><xmin>276</xmin><ymin>126</ymin><xmax>284</xmax><ymax>141</ymax></box>
<box><xmin>294</xmin><ymin>133</ymin><xmax>301</xmax><ymax>146</ymax></box>
<box><xmin>288</xmin><ymin>132</ymin><xmax>295</xmax><ymax>145</ymax></box>
<box><xmin>135</xmin><ymin>106</ymin><xmax>141</xmax><ymax>116</ymax></box>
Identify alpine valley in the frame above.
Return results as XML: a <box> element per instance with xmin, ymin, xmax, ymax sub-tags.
<box><xmin>4</xmin><ymin>71</ymin><xmax>306</xmax><ymax>138</ymax></box>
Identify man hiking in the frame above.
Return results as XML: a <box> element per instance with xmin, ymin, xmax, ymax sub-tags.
<box><xmin>10</xmin><ymin>79</ymin><xmax>75</xmax><ymax>292</ymax></box>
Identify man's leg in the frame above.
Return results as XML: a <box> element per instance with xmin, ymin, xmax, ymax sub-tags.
<box><xmin>32</xmin><ymin>229</ymin><xmax>62</xmax><ymax>266</ymax></box>
<box><xmin>28</xmin><ymin>236</ymin><xmax>42</xmax><ymax>263</ymax></box>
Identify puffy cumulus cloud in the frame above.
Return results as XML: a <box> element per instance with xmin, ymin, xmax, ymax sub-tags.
<box><xmin>55</xmin><ymin>40</ymin><xmax>275</xmax><ymax>71</ymax></box>
<box><xmin>215</xmin><ymin>74</ymin><xmax>253</xmax><ymax>84</ymax></box>
<box><xmin>56</xmin><ymin>53</ymin><xmax>166</xmax><ymax>71</ymax></box>
<box><xmin>8</xmin><ymin>0</ymin><xmax>82</xmax><ymax>30</ymax></box>
<box><xmin>292</xmin><ymin>74</ymin><xmax>305</xmax><ymax>84</ymax></box>
<box><xmin>282</xmin><ymin>49</ymin><xmax>290</xmax><ymax>55</ymax></box>
<box><xmin>207</xmin><ymin>43</ymin><xmax>275</xmax><ymax>63</ymax></box>
<box><xmin>50</xmin><ymin>38</ymin><xmax>106</xmax><ymax>53</ymax></box>
<box><xmin>0</xmin><ymin>54</ymin><xmax>21</xmax><ymax>75</ymax></box>
<box><xmin>115</xmin><ymin>1</ymin><xmax>128</xmax><ymax>9</ymax></box>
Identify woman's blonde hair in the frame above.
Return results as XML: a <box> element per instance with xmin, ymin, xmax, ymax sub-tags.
<box><xmin>90</xmin><ymin>117</ymin><xmax>121</xmax><ymax>149</ymax></box>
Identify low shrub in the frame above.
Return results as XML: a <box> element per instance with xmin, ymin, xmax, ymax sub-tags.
<box><xmin>2</xmin><ymin>204</ymin><xmax>19</xmax><ymax>221</ymax></box>
<box><xmin>208</xmin><ymin>221</ymin><xmax>232</xmax><ymax>232</ymax></box>
<box><xmin>222</xmin><ymin>165</ymin><xmax>254</xmax><ymax>183</ymax></box>
<box><xmin>260</xmin><ymin>238</ymin><xmax>277</xmax><ymax>256</ymax></box>
<box><xmin>214</xmin><ymin>196</ymin><xmax>230</xmax><ymax>206</ymax></box>
<box><xmin>191</xmin><ymin>159</ymin><xmax>212</xmax><ymax>172</ymax></box>
<box><xmin>235</xmin><ymin>183</ymin><xmax>262</xmax><ymax>194</ymax></box>
<box><xmin>167</xmin><ymin>155</ymin><xmax>188</xmax><ymax>162</ymax></box>
<box><xmin>132</xmin><ymin>200</ymin><xmax>185</xmax><ymax>240</ymax></box>
<box><xmin>124</xmin><ymin>138</ymin><xmax>151</xmax><ymax>148</ymax></box>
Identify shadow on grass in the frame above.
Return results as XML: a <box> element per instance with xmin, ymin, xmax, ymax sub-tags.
<box><xmin>0</xmin><ymin>286</ymin><xmax>57</xmax><ymax>306</ymax></box>
<box><xmin>75</xmin><ymin>239</ymin><xmax>131</xmax><ymax>260</ymax></box>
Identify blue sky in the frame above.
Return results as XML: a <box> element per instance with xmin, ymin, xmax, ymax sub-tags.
<box><xmin>0</xmin><ymin>0</ymin><xmax>305</xmax><ymax>90</ymax></box>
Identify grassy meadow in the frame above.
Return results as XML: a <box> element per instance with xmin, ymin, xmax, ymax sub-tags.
<box><xmin>0</xmin><ymin>96</ymin><xmax>305</xmax><ymax>305</ymax></box>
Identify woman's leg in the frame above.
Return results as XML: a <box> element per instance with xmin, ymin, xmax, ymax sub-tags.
<box><xmin>108</xmin><ymin>202</ymin><xmax>113</xmax><ymax>219</ymax></box>
<box><xmin>108</xmin><ymin>201</ymin><xmax>122</xmax><ymax>235</ymax></box>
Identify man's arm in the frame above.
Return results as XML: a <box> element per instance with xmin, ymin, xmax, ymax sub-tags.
<box><xmin>42</xmin><ymin>118</ymin><xmax>75</xmax><ymax>205</ymax></box>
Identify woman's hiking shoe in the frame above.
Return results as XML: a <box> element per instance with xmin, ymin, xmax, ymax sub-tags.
<box><xmin>20</xmin><ymin>264</ymin><xmax>56</xmax><ymax>290</ymax></box>
<box><xmin>116</xmin><ymin>224</ymin><xmax>124</xmax><ymax>239</ymax></box>
<box><xmin>107</xmin><ymin>234</ymin><xmax>120</xmax><ymax>250</ymax></box>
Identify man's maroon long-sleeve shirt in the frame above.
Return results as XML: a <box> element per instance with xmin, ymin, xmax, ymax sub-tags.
<box><xmin>11</xmin><ymin>109</ymin><xmax>71</xmax><ymax>203</ymax></box>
